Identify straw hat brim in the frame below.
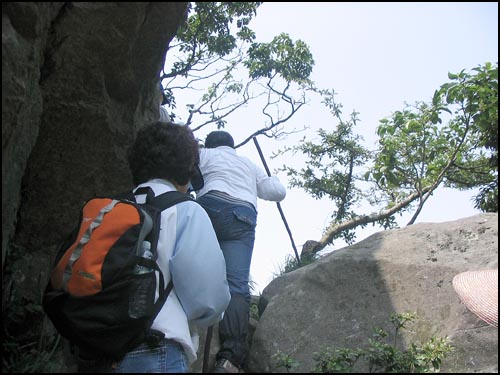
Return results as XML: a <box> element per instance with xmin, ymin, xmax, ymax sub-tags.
<box><xmin>452</xmin><ymin>269</ymin><xmax>498</xmax><ymax>328</ymax></box>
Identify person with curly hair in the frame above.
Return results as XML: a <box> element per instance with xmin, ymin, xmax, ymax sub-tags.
<box><xmin>78</xmin><ymin>122</ymin><xmax>230</xmax><ymax>373</ymax></box>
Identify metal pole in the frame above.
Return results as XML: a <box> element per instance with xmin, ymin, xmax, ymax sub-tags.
<box><xmin>252</xmin><ymin>137</ymin><xmax>301</xmax><ymax>265</ymax></box>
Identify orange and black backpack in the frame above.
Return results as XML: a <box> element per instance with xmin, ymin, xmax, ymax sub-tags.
<box><xmin>42</xmin><ymin>187</ymin><xmax>193</xmax><ymax>360</ymax></box>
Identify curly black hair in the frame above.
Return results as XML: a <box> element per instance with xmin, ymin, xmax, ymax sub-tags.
<box><xmin>128</xmin><ymin>121</ymin><xmax>200</xmax><ymax>186</ymax></box>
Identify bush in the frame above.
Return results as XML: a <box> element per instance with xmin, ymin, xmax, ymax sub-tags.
<box><xmin>273</xmin><ymin>312</ymin><xmax>453</xmax><ymax>373</ymax></box>
<box><xmin>273</xmin><ymin>253</ymin><xmax>317</xmax><ymax>277</ymax></box>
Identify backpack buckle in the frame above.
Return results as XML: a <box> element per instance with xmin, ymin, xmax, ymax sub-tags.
<box><xmin>145</xmin><ymin>329</ymin><xmax>165</xmax><ymax>348</ymax></box>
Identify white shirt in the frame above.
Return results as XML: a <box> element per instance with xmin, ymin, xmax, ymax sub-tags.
<box><xmin>197</xmin><ymin>146</ymin><xmax>286</xmax><ymax>210</ymax></box>
<box><xmin>159</xmin><ymin>106</ymin><xmax>171</xmax><ymax>122</ymax></box>
<box><xmin>133</xmin><ymin>179</ymin><xmax>230</xmax><ymax>363</ymax></box>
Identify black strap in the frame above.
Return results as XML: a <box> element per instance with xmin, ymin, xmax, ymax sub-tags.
<box><xmin>142</xmin><ymin>190</ymin><xmax>193</xmax><ymax>326</ymax></box>
<box><xmin>114</xmin><ymin>188</ymin><xmax>194</xmax><ymax>209</ymax></box>
<box><xmin>150</xmin><ymin>279</ymin><xmax>174</xmax><ymax>324</ymax></box>
<box><xmin>150</xmin><ymin>191</ymin><xmax>194</xmax><ymax>258</ymax></box>
<box><xmin>134</xmin><ymin>186</ymin><xmax>156</xmax><ymax>203</ymax></box>
<box><xmin>151</xmin><ymin>190</ymin><xmax>194</xmax><ymax>210</ymax></box>
<box><xmin>115</xmin><ymin>189</ymin><xmax>193</xmax><ymax>311</ymax></box>
<box><xmin>112</xmin><ymin>189</ymin><xmax>136</xmax><ymax>202</ymax></box>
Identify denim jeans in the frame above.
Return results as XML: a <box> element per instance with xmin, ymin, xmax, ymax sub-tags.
<box><xmin>197</xmin><ymin>191</ymin><xmax>257</xmax><ymax>368</ymax></box>
<box><xmin>76</xmin><ymin>339</ymin><xmax>188</xmax><ymax>373</ymax></box>
<box><xmin>196</xmin><ymin>191</ymin><xmax>257</xmax><ymax>300</ymax></box>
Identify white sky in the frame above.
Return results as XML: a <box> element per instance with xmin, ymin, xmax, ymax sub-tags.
<box><xmin>166</xmin><ymin>2</ymin><xmax>498</xmax><ymax>294</ymax></box>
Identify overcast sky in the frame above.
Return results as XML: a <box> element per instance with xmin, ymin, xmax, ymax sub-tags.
<box><xmin>167</xmin><ymin>2</ymin><xmax>498</xmax><ymax>294</ymax></box>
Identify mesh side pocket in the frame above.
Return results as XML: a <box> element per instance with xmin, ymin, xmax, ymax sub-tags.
<box><xmin>128</xmin><ymin>272</ymin><xmax>156</xmax><ymax>319</ymax></box>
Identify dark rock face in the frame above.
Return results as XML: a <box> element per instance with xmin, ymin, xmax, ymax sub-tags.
<box><xmin>2</xmin><ymin>3</ymin><xmax>188</xmax><ymax>303</ymax></box>
<box><xmin>2</xmin><ymin>2</ymin><xmax>64</xmax><ymax>268</ymax></box>
<box><xmin>248</xmin><ymin>213</ymin><xmax>498</xmax><ymax>373</ymax></box>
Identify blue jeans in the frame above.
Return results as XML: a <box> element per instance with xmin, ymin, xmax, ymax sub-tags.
<box><xmin>197</xmin><ymin>191</ymin><xmax>257</xmax><ymax>368</ymax></box>
<box><xmin>76</xmin><ymin>339</ymin><xmax>188</xmax><ymax>373</ymax></box>
<box><xmin>196</xmin><ymin>191</ymin><xmax>257</xmax><ymax>300</ymax></box>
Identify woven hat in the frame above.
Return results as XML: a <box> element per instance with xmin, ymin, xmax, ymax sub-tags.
<box><xmin>452</xmin><ymin>269</ymin><xmax>498</xmax><ymax>328</ymax></box>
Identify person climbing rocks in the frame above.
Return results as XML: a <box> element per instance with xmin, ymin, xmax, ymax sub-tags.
<box><xmin>195</xmin><ymin>130</ymin><xmax>286</xmax><ymax>373</ymax></box>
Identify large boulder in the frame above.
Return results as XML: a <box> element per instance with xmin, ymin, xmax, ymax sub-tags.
<box><xmin>248</xmin><ymin>213</ymin><xmax>498</xmax><ymax>373</ymax></box>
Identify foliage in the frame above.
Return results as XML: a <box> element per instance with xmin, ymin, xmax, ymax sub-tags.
<box><xmin>276</xmin><ymin>63</ymin><xmax>498</xmax><ymax>253</ymax></box>
<box><xmin>249</xmin><ymin>300</ymin><xmax>260</xmax><ymax>321</ymax></box>
<box><xmin>371</xmin><ymin>99</ymin><xmax>456</xmax><ymax>225</ymax></box>
<box><xmin>273</xmin><ymin>312</ymin><xmax>453</xmax><ymax>373</ymax></box>
<box><xmin>248</xmin><ymin>276</ymin><xmax>262</xmax><ymax>321</ymax></box>
<box><xmin>313</xmin><ymin>312</ymin><xmax>453</xmax><ymax>373</ymax></box>
<box><xmin>244</xmin><ymin>33</ymin><xmax>313</xmax><ymax>83</ymax></box>
<box><xmin>372</xmin><ymin>62</ymin><xmax>498</xmax><ymax>218</ymax></box>
<box><xmin>272</xmin><ymin>350</ymin><xmax>300</xmax><ymax>373</ymax></box>
<box><xmin>161</xmin><ymin>2</ymin><xmax>315</xmax><ymax>144</ymax></box>
<box><xmin>248</xmin><ymin>275</ymin><xmax>258</xmax><ymax>295</ymax></box>
<box><xmin>275</xmin><ymin>88</ymin><xmax>373</xmax><ymax>246</ymax></box>
<box><xmin>273</xmin><ymin>252</ymin><xmax>317</xmax><ymax>277</ymax></box>
<box><xmin>436</xmin><ymin>62</ymin><xmax>498</xmax><ymax>212</ymax></box>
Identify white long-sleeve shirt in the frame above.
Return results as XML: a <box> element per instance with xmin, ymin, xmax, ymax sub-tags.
<box><xmin>197</xmin><ymin>146</ymin><xmax>286</xmax><ymax>210</ymax></box>
<box><xmin>133</xmin><ymin>179</ymin><xmax>230</xmax><ymax>363</ymax></box>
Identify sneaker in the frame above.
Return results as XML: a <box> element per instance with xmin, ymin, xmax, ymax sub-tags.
<box><xmin>212</xmin><ymin>358</ymin><xmax>240</xmax><ymax>373</ymax></box>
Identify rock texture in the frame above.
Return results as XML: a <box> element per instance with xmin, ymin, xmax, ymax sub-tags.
<box><xmin>2</xmin><ymin>2</ymin><xmax>188</xmax><ymax>301</ymax></box>
<box><xmin>2</xmin><ymin>2</ymin><xmax>64</xmax><ymax>267</ymax></box>
<box><xmin>248</xmin><ymin>213</ymin><xmax>498</xmax><ymax>373</ymax></box>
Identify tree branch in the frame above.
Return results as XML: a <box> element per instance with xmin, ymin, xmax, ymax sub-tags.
<box><xmin>302</xmin><ymin>185</ymin><xmax>434</xmax><ymax>257</ymax></box>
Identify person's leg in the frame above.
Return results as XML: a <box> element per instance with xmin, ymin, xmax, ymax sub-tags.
<box><xmin>216</xmin><ymin>292</ymin><xmax>250</xmax><ymax>369</ymax></box>
<box><xmin>197</xmin><ymin>193</ymin><xmax>257</xmax><ymax>370</ymax></box>
<box><xmin>216</xmin><ymin>207</ymin><xmax>256</xmax><ymax>369</ymax></box>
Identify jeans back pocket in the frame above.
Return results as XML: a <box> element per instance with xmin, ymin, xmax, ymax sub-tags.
<box><xmin>233</xmin><ymin>206</ymin><xmax>257</xmax><ymax>227</ymax></box>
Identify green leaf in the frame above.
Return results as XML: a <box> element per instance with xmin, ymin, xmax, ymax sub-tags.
<box><xmin>386</xmin><ymin>171</ymin><xmax>399</xmax><ymax>185</ymax></box>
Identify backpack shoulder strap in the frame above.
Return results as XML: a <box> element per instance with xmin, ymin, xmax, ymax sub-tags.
<box><xmin>112</xmin><ymin>189</ymin><xmax>137</xmax><ymax>202</ymax></box>
<box><xmin>113</xmin><ymin>188</ymin><xmax>193</xmax><ymax>211</ymax></box>
<box><xmin>147</xmin><ymin>191</ymin><xmax>193</xmax><ymax>325</ymax></box>
<box><xmin>151</xmin><ymin>190</ymin><xmax>195</xmax><ymax>211</ymax></box>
